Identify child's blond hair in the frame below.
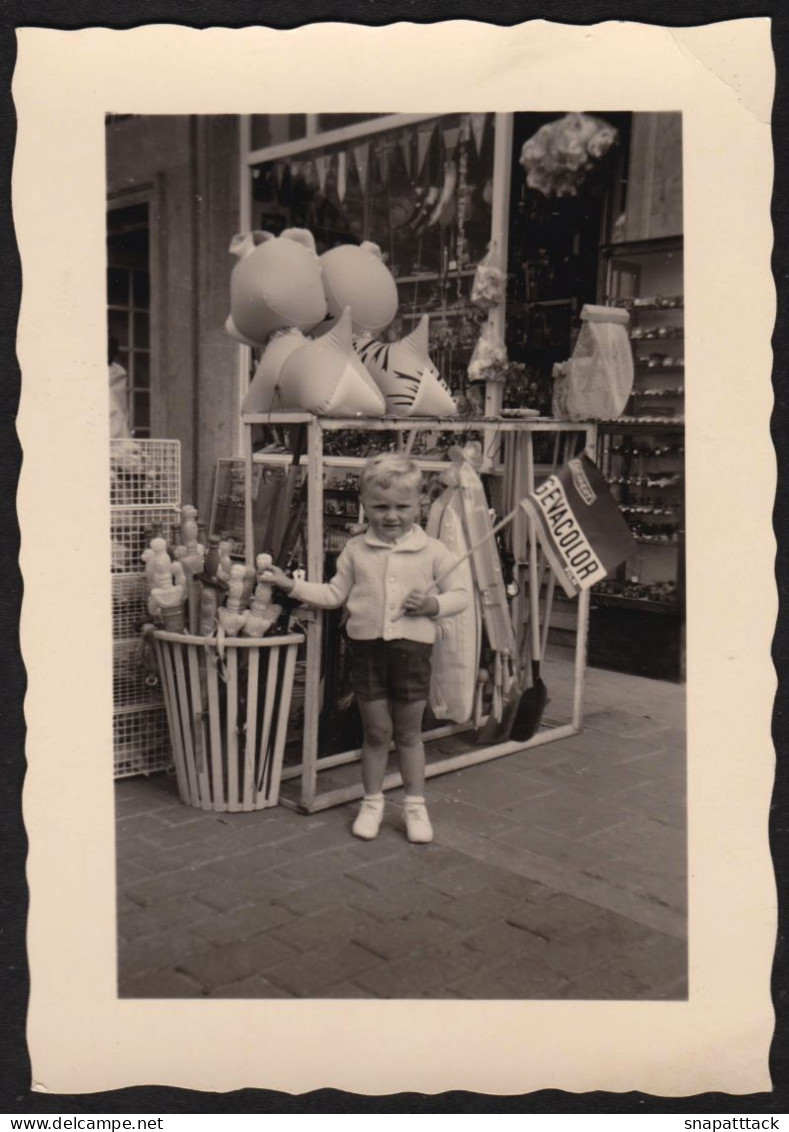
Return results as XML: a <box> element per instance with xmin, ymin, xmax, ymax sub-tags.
<box><xmin>359</xmin><ymin>453</ymin><xmax>422</xmax><ymax>496</ymax></box>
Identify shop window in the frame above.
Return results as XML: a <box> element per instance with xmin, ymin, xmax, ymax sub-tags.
<box><xmin>250</xmin><ymin>114</ymin><xmax>307</xmax><ymax>150</ymax></box>
<box><xmin>248</xmin><ymin>113</ymin><xmax>497</xmax><ymax>397</ymax></box>
<box><xmin>107</xmin><ymin>203</ymin><xmax>152</xmax><ymax>438</ymax></box>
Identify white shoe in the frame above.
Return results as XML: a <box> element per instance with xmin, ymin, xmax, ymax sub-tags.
<box><xmin>352</xmin><ymin>795</ymin><xmax>385</xmax><ymax>840</ymax></box>
<box><xmin>403</xmin><ymin>797</ymin><xmax>434</xmax><ymax>844</ymax></box>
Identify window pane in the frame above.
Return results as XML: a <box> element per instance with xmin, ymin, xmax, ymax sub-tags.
<box><xmin>133</xmin><ymin>390</ymin><xmax>150</xmax><ymax>430</ymax></box>
<box><xmin>134</xmin><ymin>311</ymin><xmax>150</xmax><ymax>348</ymax></box>
<box><xmin>107</xmin><ymin>267</ymin><xmax>129</xmax><ymax>305</ymax></box>
<box><xmin>133</xmin><ymin>351</ymin><xmax>150</xmax><ymax>388</ymax></box>
<box><xmin>133</xmin><ymin>270</ymin><xmax>150</xmax><ymax>308</ymax></box>
<box><xmin>251</xmin><ymin>114</ymin><xmax>307</xmax><ymax>149</ymax></box>
<box><xmin>317</xmin><ymin>114</ymin><xmax>387</xmax><ymax>132</ymax></box>
<box><xmin>108</xmin><ymin>309</ymin><xmax>129</xmax><ymax>348</ymax></box>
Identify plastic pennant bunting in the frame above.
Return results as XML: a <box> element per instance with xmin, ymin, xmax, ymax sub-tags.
<box><xmin>417</xmin><ymin>121</ymin><xmax>436</xmax><ymax>177</ymax></box>
<box><xmin>353</xmin><ymin>141</ymin><xmax>370</xmax><ymax>194</ymax></box>
<box><xmin>442</xmin><ymin>124</ymin><xmax>461</xmax><ymax>158</ymax></box>
<box><xmin>315</xmin><ymin>153</ymin><xmax>330</xmax><ymax>194</ymax></box>
<box><xmin>470</xmin><ymin>113</ymin><xmax>487</xmax><ymax>157</ymax></box>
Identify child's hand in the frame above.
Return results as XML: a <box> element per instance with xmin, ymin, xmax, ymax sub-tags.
<box><xmin>401</xmin><ymin>589</ymin><xmax>439</xmax><ymax>617</ymax></box>
<box><xmin>260</xmin><ymin>565</ymin><xmax>296</xmax><ymax>593</ymax></box>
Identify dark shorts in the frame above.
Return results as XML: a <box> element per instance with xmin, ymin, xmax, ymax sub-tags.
<box><xmin>348</xmin><ymin>638</ymin><xmax>433</xmax><ymax>704</ymax></box>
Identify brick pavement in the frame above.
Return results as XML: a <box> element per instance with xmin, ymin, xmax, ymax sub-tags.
<box><xmin>116</xmin><ymin>658</ymin><xmax>687</xmax><ymax>1000</ymax></box>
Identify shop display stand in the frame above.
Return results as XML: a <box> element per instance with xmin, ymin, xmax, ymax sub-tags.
<box><xmin>242</xmin><ymin>412</ymin><xmax>596</xmax><ymax>814</ymax></box>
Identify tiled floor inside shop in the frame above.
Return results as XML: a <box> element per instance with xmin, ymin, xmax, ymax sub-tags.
<box><xmin>116</xmin><ymin>655</ymin><xmax>687</xmax><ymax>1000</ymax></box>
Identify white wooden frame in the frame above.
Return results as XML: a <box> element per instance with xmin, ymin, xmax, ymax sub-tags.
<box><xmin>242</xmin><ymin>412</ymin><xmax>597</xmax><ymax>814</ymax></box>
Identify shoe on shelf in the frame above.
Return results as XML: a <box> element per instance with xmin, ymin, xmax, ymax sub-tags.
<box><xmin>352</xmin><ymin>795</ymin><xmax>385</xmax><ymax>840</ymax></box>
<box><xmin>403</xmin><ymin>797</ymin><xmax>433</xmax><ymax>844</ymax></box>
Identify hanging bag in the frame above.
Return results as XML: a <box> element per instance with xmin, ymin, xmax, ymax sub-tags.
<box><xmin>552</xmin><ymin>304</ymin><xmax>633</xmax><ymax>421</ymax></box>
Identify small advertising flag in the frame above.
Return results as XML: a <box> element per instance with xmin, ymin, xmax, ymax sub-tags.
<box><xmin>519</xmin><ymin>455</ymin><xmax>636</xmax><ymax>597</ymax></box>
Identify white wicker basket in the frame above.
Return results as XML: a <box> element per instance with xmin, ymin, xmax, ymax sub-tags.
<box><xmin>151</xmin><ymin>629</ymin><xmax>303</xmax><ymax>812</ymax></box>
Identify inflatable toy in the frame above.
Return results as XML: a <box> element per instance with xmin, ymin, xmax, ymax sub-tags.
<box><xmin>315</xmin><ymin>242</ymin><xmax>398</xmax><ymax>337</ymax></box>
<box><xmin>225</xmin><ymin>228</ymin><xmax>327</xmax><ymax>346</ymax></box>
<box><xmin>241</xmin><ymin>328</ymin><xmax>308</xmax><ymax>414</ymax></box>
<box><xmin>355</xmin><ymin>314</ymin><xmax>458</xmax><ymax>417</ymax></box>
<box><xmin>278</xmin><ymin>307</ymin><xmax>386</xmax><ymax>417</ymax></box>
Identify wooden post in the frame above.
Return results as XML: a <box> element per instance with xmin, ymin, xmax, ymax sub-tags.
<box><xmin>300</xmin><ymin>416</ymin><xmax>325</xmax><ymax>809</ymax></box>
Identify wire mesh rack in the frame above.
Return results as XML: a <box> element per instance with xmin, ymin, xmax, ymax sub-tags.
<box><xmin>112</xmin><ymin>574</ymin><xmax>150</xmax><ymax>639</ymax></box>
<box><xmin>113</xmin><ymin>638</ymin><xmax>163</xmax><ymax>710</ymax></box>
<box><xmin>110</xmin><ymin>439</ymin><xmax>181</xmax><ymax>507</ymax></box>
<box><xmin>111</xmin><ymin>507</ymin><xmax>181</xmax><ymax>574</ymax></box>
<box><xmin>113</xmin><ymin>704</ymin><xmax>172</xmax><ymax>778</ymax></box>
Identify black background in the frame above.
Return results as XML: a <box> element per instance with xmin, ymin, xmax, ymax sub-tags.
<box><xmin>1</xmin><ymin>0</ymin><xmax>786</xmax><ymax>1115</ymax></box>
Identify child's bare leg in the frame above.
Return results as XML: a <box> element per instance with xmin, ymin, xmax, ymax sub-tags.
<box><xmin>392</xmin><ymin>698</ymin><xmax>427</xmax><ymax>795</ymax></box>
<box><xmin>392</xmin><ymin>698</ymin><xmax>433</xmax><ymax>844</ymax></box>
<box><xmin>352</xmin><ymin>698</ymin><xmax>393</xmax><ymax>840</ymax></box>
<box><xmin>357</xmin><ymin>697</ymin><xmax>393</xmax><ymax>794</ymax></box>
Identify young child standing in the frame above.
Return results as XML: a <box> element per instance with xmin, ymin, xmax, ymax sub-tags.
<box><xmin>264</xmin><ymin>453</ymin><xmax>468</xmax><ymax>844</ymax></box>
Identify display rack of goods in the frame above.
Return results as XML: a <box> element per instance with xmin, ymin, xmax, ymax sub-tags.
<box><xmin>590</xmin><ymin>237</ymin><xmax>685</xmax><ymax>681</ymax></box>
<box><xmin>110</xmin><ymin>438</ymin><xmax>181</xmax><ymax>778</ymax></box>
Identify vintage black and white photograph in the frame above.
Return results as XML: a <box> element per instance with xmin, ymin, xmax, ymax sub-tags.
<box><xmin>17</xmin><ymin>18</ymin><xmax>775</xmax><ymax>1097</ymax></box>
<box><xmin>109</xmin><ymin>109</ymin><xmax>688</xmax><ymax>1002</ymax></box>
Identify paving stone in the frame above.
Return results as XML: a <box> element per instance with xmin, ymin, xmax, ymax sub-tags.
<box><xmin>425</xmin><ymin>765</ymin><xmax>543</xmax><ymax>813</ymax></box>
<box><xmin>194</xmin><ymin>870</ymin><xmax>307</xmax><ymax>913</ymax></box>
<box><xmin>189</xmin><ymin>900</ymin><xmax>296</xmax><ymax>945</ymax></box>
<box><xmin>350</xmin><ymin>912</ymin><xmax>462</xmax><ymax>961</ymax></box>
<box><xmin>264</xmin><ymin>941</ymin><xmax>385</xmax><ymax>997</ymax></box>
<box><xmin>343</xmin><ymin>826</ymin><xmax>413</xmax><ymax>861</ymax></box>
<box><xmin>346</xmin><ymin>846</ymin><xmax>460</xmax><ymax>891</ymax></box>
<box><xmin>268</xmin><ymin>904</ymin><xmax>379</xmax><ymax>953</ymax></box>
<box><xmin>496</xmin><ymin>790</ymin><xmax>631</xmax><ymax>840</ymax></box>
<box><xmin>613</xmin><ymin>932</ymin><xmax>687</xmax><ymax>989</ymax></box>
<box><xmin>118</xmin><ymin>894</ymin><xmax>216</xmax><ymax>939</ymax></box>
<box><xmin>124</xmin><ymin>864</ymin><xmax>227</xmax><ymax>905</ymax></box>
<box><xmin>200</xmin><ymin>842</ymin><xmax>301</xmax><ymax>878</ymax></box>
<box><xmin>637</xmin><ymin>974</ymin><xmax>688</xmax><ymax>1000</ymax></box>
<box><xmin>207</xmin><ymin>975</ymin><xmax>295</xmax><ymax>998</ymax></box>
<box><xmin>494</xmin><ymin>822</ymin><xmax>619</xmax><ymax>871</ymax></box>
<box><xmin>271</xmin><ymin>846</ymin><xmax>365</xmax><ymax>885</ymax></box>
<box><xmin>138</xmin><ymin>816</ymin><xmax>230</xmax><ymax>850</ymax></box>
<box><xmin>116</xmin><ymin>812</ymin><xmax>172</xmax><ymax>842</ymax></box>
<box><xmin>503</xmin><ymin>892</ymin><xmax>610</xmax><ymax>939</ymax></box>
<box><xmin>278</xmin><ymin>820</ymin><xmax>365</xmax><ymax>856</ymax></box>
<box><xmin>524</xmin><ymin>911</ymin><xmax>660</xmax><ymax>980</ymax></box>
<box><xmin>620</xmin><ymin>747</ymin><xmax>686</xmax><ymax>782</ymax></box>
<box><xmin>584</xmin><ymin>858</ymin><xmax>688</xmax><ymax>915</ymax></box>
<box><xmin>118</xmin><ymin>925</ymin><xmax>208</xmax><ymax>975</ymax></box>
<box><xmin>413</xmin><ymin>797</ymin><xmax>523</xmax><ymax>839</ymax></box>
<box><xmin>608</xmin><ymin>779</ymin><xmax>687</xmax><ymax>829</ymax></box>
<box><xmin>584</xmin><ymin>708</ymin><xmax>673</xmax><ymax>740</ymax></box>
<box><xmin>431</xmin><ymin>888</ymin><xmax>529</xmax><ymax>931</ymax></box>
<box><xmin>582</xmin><ymin>818</ymin><xmax>686</xmax><ymax>877</ymax></box>
<box><xmin>518</xmin><ymin>756</ymin><xmax>655</xmax><ymax>801</ymax></box>
<box><xmin>132</xmin><ymin>839</ymin><xmax>243</xmax><ymax>875</ymax></box>
<box><xmin>419</xmin><ymin>860</ymin><xmax>539</xmax><ymax>901</ymax></box>
<box><xmin>317</xmin><ymin>981</ymin><xmax>379</xmax><ymax>998</ymax></box>
<box><xmin>540</xmin><ymin>729</ymin><xmax>663</xmax><ymax>766</ymax></box>
<box><xmin>271</xmin><ymin>876</ymin><xmax>372</xmax><ymax>917</ymax></box>
<box><xmin>178</xmin><ymin>932</ymin><xmax>297</xmax><ymax>989</ymax></box>
<box><xmin>118</xmin><ymin>966</ymin><xmax>203</xmax><ymax>999</ymax></box>
<box><xmin>447</xmin><ymin>955</ymin><xmax>568</xmax><ymax>999</ymax></box>
<box><xmin>353</xmin><ymin>943</ymin><xmax>481</xmax><ymax>998</ymax></box>
<box><xmin>116</xmin><ymin>858</ymin><xmax>157</xmax><ymax>886</ymax></box>
<box><xmin>345</xmin><ymin>879</ymin><xmax>456</xmax><ymax>923</ymax></box>
<box><xmin>552</xmin><ymin>963</ymin><xmax>650</xmax><ymax>1000</ymax></box>
<box><xmin>460</xmin><ymin>920</ymin><xmax>549</xmax><ymax>964</ymax></box>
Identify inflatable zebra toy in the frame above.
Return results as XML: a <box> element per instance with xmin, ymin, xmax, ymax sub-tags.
<box><xmin>354</xmin><ymin>315</ymin><xmax>458</xmax><ymax>418</ymax></box>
